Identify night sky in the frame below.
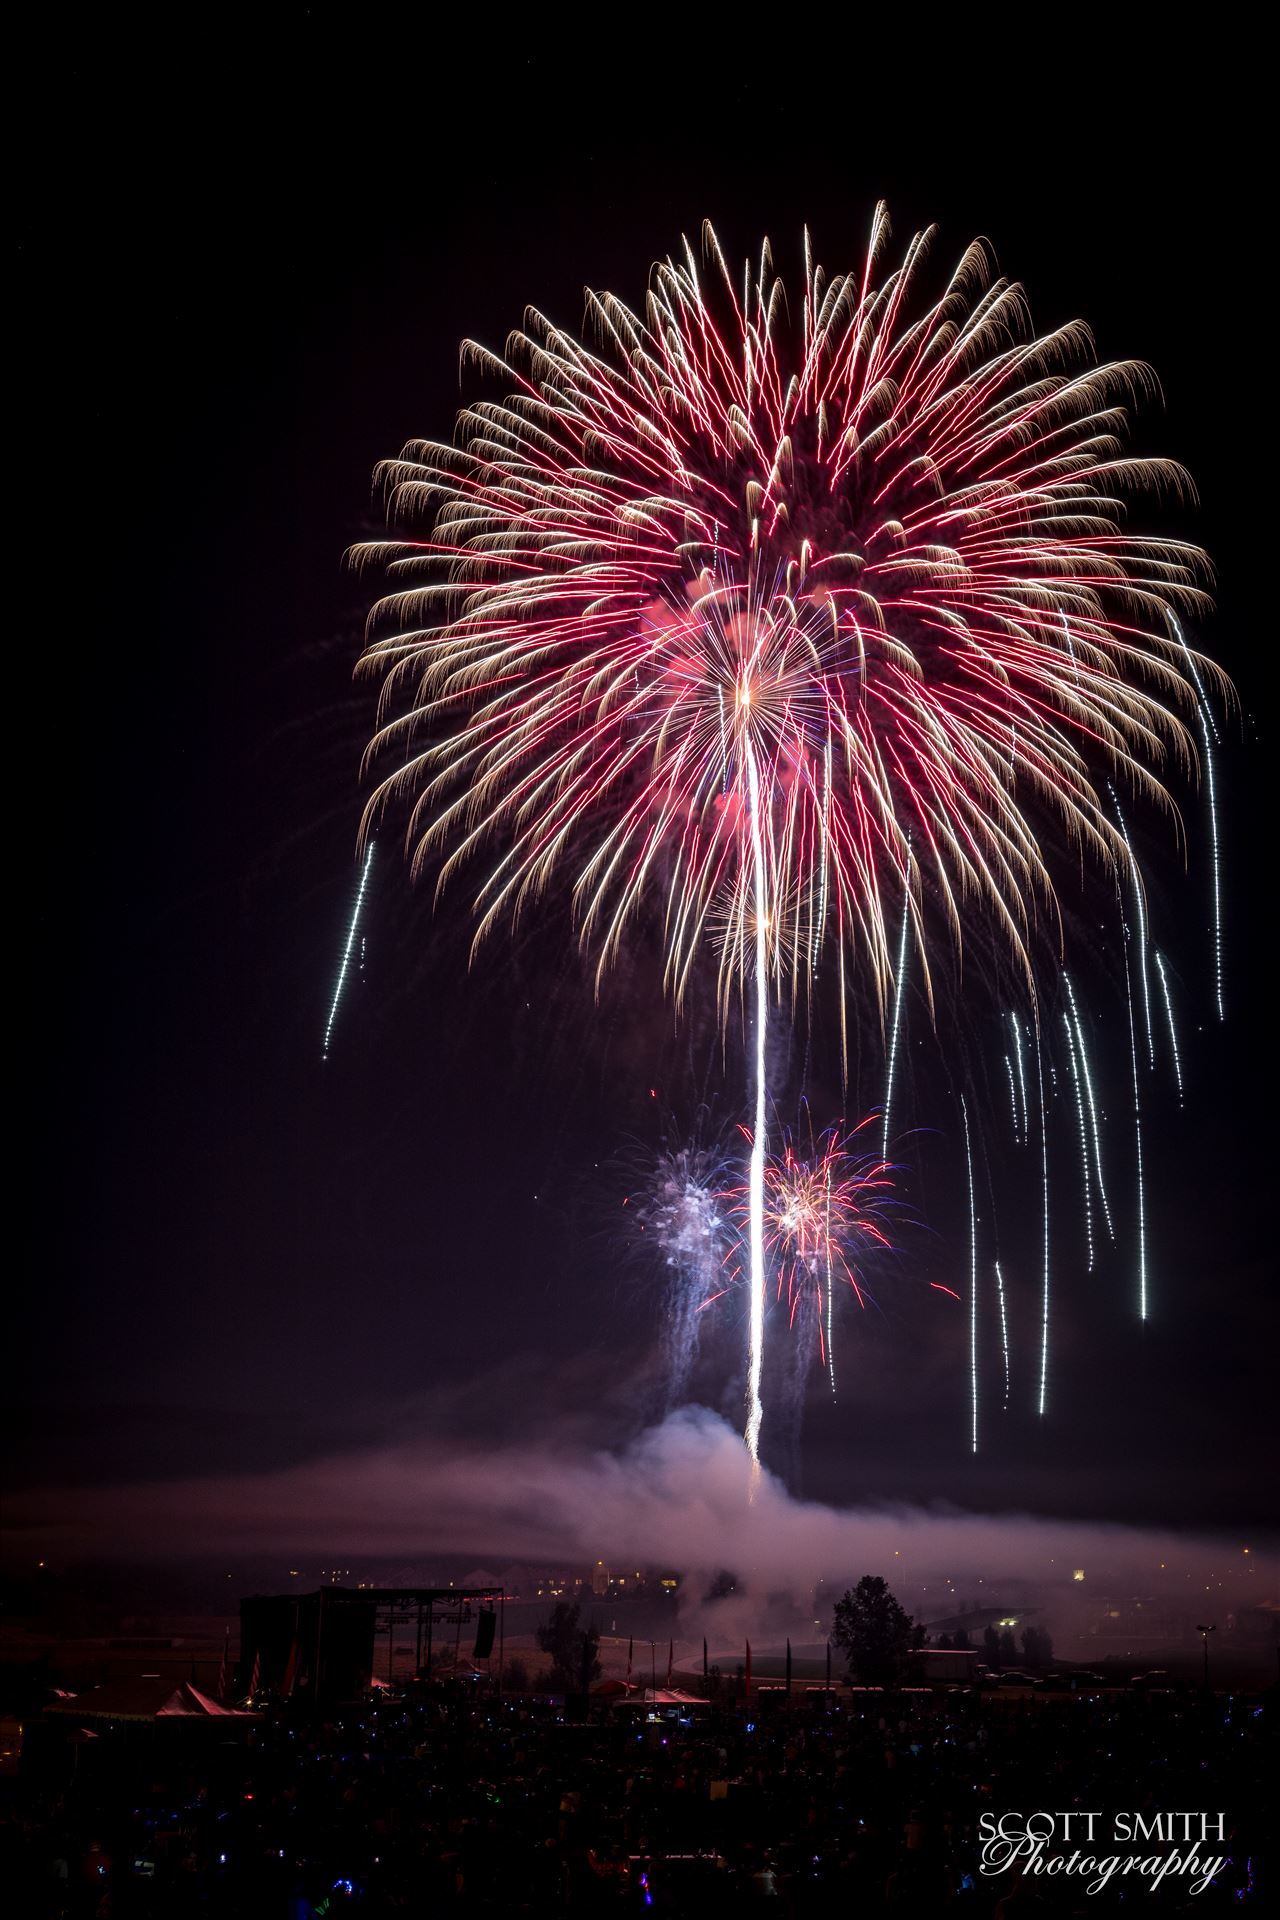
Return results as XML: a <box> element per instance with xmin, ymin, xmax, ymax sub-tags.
<box><xmin>13</xmin><ymin>20</ymin><xmax>1271</xmax><ymax>1559</ymax></box>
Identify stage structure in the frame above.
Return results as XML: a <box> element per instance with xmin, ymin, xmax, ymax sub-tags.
<box><xmin>238</xmin><ymin>1585</ymin><xmax>504</xmax><ymax>1706</ymax></box>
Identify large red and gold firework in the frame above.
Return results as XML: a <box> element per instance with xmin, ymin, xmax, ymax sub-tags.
<box><xmin>358</xmin><ymin>205</ymin><xmax>1214</xmax><ymax>1014</ymax></box>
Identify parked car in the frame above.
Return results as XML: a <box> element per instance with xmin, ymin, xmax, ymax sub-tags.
<box><xmin>995</xmin><ymin>1670</ymin><xmax>1039</xmax><ymax>1687</ymax></box>
<box><xmin>1128</xmin><ymin>1669</ymin><xmax>1173</xmax><ymax>1691</ymax></box>
<box><xmin>1033</xmin><ymin>1673</ymin><xmax>1071</xmax><ymax>1691</ymax></box>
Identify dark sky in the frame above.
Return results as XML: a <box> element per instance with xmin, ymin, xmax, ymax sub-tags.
<box><xmin>12</xmin><ymin>19</ymin><xmax>1272</xmax><ymax>1553</ymax></box>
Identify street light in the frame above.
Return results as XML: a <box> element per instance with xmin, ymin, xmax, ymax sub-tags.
<box><xmin>1195</xmin><ymin>1623</ymin><xmax>1216</xmax><ymax>1690</ymax></box>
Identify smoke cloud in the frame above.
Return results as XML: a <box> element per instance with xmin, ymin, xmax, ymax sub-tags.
<box><xmin>7</xmin><ymin>1407</ymin><xmax>1273</xmax><ymax>1646</ymax></box>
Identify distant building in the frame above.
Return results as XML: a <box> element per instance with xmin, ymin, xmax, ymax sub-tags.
<box><xmin>1086</xmin><ymin>1598</ymin><xmax>1194</xmax><ymax>1644</ymax></box>
<box><xmin>1232</xmin><ymin>1603</ymin><xmax>1279</xmax><ymax>1646</ymax></box>
<box><xmin>922</xmin><ymin>1605</ymin><xmax>1033</xmax><ymax>1639</ymax></box>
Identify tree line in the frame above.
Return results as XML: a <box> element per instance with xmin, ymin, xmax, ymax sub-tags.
<box><xmin>529</xmin><ymin>1578</ymin><xmax>1054</xmax><ymax>1696</ymax></box>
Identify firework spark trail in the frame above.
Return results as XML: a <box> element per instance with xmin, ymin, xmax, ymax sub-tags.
<box><xmin>1169</xmin><ymin>606</ymin><xmax>1223</xmax><ymax>779</ymax></box>
<box><xmin>1113</xmin><ymin>794</ymin><xmax>1156</xmax><ymax>1069</ymax></box>
<box><xmin>322</xmin><ymin>842</ymin><xmax>375</xmax><ymax>1060</ymax></box>
<box><xmin>961</xmin><ymin>1094</ymin><xmax>978</xmax><ymax>1454</ymax></box>
<box><xmin>1154</xmin><ymin>951</ymin><xmax>1184</xmax><ymax>1102</ymax></box>
<box><xmin>1009</xmin><ymin>1015</ymin><xmax>1029</xmax><ymax>1145</ymax></box>
<box><xmin>1122</xmin><ymin>918</ymin><xmax>1150</xmax><ymax>1321</ymax></box>
<box><xmin>881</xmin><ymin>891</ymin><xmax>911</xmax><ymax>1160</ymax></box>
<box><xmin>1171</xmin><ymin>611</ymin><xmax>1221</xmax><ymax>745</ymax></box>
<box><xmin>1035</xmin><ymin>1032</ymin><xmax>1051</xmax><ymax>1416</ymax></box>
<box><xmin>994</xmin><ymin>1260</ymin><xmax>1011</xmax><ymax>1408</ymax></box>
<box><xmin>1202</xmin><ymin>723</ymin><xmax>1225</xmax><ymax>1022</ymax></box>
<box><xmin>1062</xmin><ymin>972</ymin><xmax>1114</xmax><ymax>1241</ymax></box>
<box><xmin>1003</xmin><ymin>1055</ymin><xmax>1020</xmax><ymax>1143</ymax></box>
<box><xmin>812</xmin><ymin>739</ymin><xmax>833</xmax><ymax>975</ymax></box>
<box><xmin>1062</xmin><ymin>1011</ymin><xmax>1095</xmax><ymax>1269</ymax></box>
<box><xmin>1171</xmin><ymin>612</ymin><xmax>1225</xmax><ymax>1020</ymax></box>
<box><xmin>824</xmin><ymin>1162</ymin><xmax>837</xmax><ymax>1399</ymax></box>
<box><xmin>744</xmin><ymin>740</ymin><xmax>768</xmax><ymax>1476</ymax></box>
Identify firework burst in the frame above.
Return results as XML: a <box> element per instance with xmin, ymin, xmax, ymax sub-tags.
<box><xmin>733</xmin><ymin>1118</ymin><xmax>895</xmax><ymax>1399</ymax></box>
<box><xmin>625</xmin><ymin>1137</ymin><xmax>734</xmax><ymax>1405</ymax></box>
<box><xmin>357</xmin><ymin>207</ymin><xmax>1221</xmax><ymax>1464</ymax></box>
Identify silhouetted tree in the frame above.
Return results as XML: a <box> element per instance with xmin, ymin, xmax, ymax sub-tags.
<box><xmin>1021</xmin><ymin>1626</ymin><xmax>1053</xmax><ymax>1670</ymax></box>
<box><xmin>703</xmin><ymin>1570</ymin><xmax>739</xmax><ymax>1602</ymax></box>
<box><xmin>983</xmin><ymin>1626</ymin><xmax>1001</xmax><ymax>1666</ymax></box>
<box><xmin>832</xmin><ymin>1577</ymin><xmax>915</xmax><ymax>1685</ymax></box>
<box><xmin>999</xmin><ymin>1628</ymin><xmax>1018</xmax><ymax>1664</ymax></box>
<box><xmin>954</xmin><ymin>1627</ymin><xmax>972</xmax><ymax>1650</ymax></box>
<box><xmin>536</xmin><ymin>1600</ymin><xmax>601</xmax><ymax>1693</ymax></box>
<box><xmin>938</xmin><ymin>1632</ymin><xmax>953</xmax><ymax>1650</ymax></box>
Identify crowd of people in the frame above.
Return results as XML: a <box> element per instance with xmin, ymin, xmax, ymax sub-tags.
<box><xmin>3</xmin><ymin>1675</ymin><xmax>1271</xmax><ymax>1914</ymax></box>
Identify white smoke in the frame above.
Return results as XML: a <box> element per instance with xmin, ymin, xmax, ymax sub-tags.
<box><xmin>8</xmin><ymin>1405</ymin><xmax>1274</xmax><ymax>1651</ymax></box>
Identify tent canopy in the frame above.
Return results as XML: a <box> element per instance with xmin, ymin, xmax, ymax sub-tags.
<box><xmin>612</xmin><ymin>1687</ymin><xmax>707</xmax><ymax>1708</ymax></box>
<box><xmin>46</xmin><ymin>1679</ymin><xmax>258</xmax><ymax>1723</ymax></box>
